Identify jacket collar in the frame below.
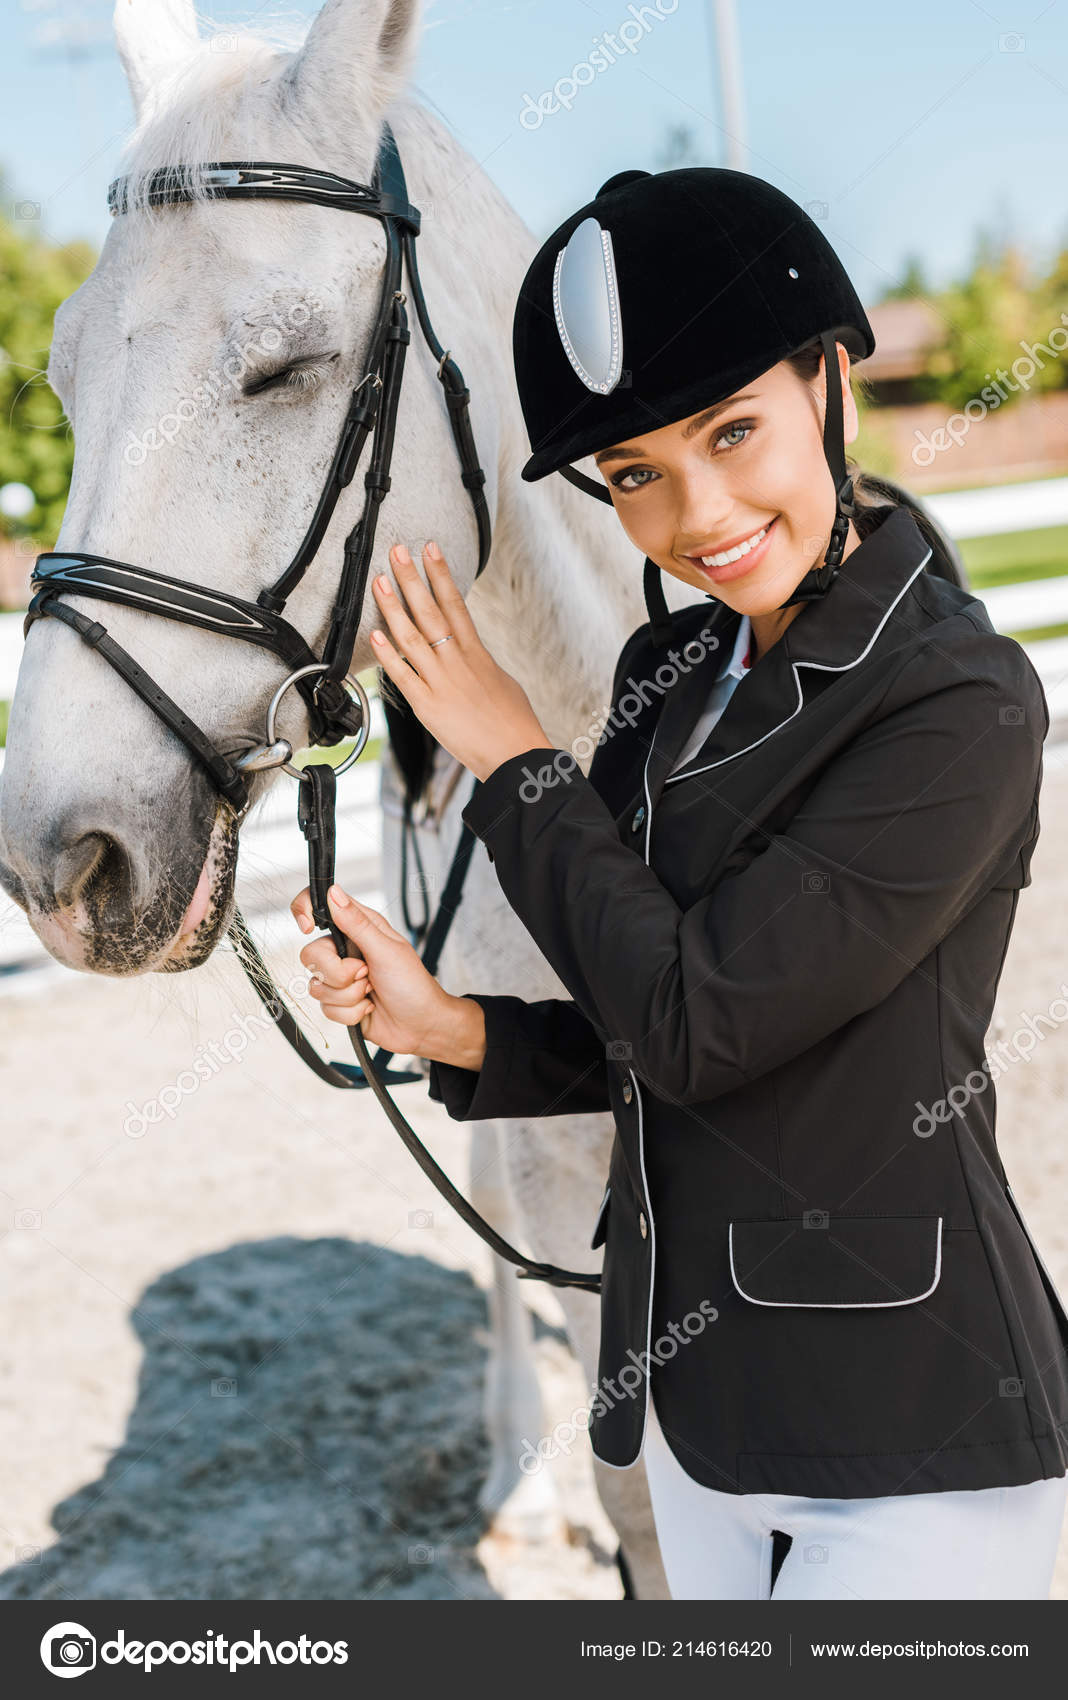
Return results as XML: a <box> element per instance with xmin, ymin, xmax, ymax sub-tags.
<box><xmin>782</xmin><ymin>503</ymin><xmax>933</xmax><ymax>670</ymax></box>
<box><xmin>641</xmin><ymin>504</ymin><xmax>934</xmax><ymax>817</ymax></box>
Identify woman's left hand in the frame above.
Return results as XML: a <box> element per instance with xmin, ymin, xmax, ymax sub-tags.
<box><xmin>369</xmin><ymin>541</ymin><xmax>551</xmax><ymax>783</ymax></box>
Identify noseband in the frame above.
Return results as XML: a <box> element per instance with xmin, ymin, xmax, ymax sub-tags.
<box><xmin>22</xmin><ymin>123</ymin><xmax>598</xmax><ymax>1294</ymax></box>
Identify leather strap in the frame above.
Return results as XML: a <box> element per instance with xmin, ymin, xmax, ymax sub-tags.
<box><xmin>24</xmin><ymin>590</ymin><xmax>250</xmax><ymax>812</ymax></box>
<box><xmin>27</xmin><ymin>554</ymin><xmax>323</xmax><ymax>671</ymax></box>
<box><xmin>297</xmin><ymin>762</ymin><xmax>339</xmax><ymax>933</ymax></box>
<box><xmin>558</xmin><ymin>463</ymin><xmax>612</xmax><ymax>504</ymax></box>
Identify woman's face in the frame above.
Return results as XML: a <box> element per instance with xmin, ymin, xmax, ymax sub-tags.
<box><xmin>593</xmin><ymin>344</ymin><xmax>861</xmax><ymax>618</ymax></box>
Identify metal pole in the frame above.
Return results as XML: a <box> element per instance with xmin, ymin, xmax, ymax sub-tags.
<box><xmin>712</xmin><ymin>0</ymin><xmax>747</xmax><ymax>170</ymax></box>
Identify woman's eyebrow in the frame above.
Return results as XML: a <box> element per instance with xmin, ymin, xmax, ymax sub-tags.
<box><xmin>593</xmin><ymin>394</ymin><xmax>759</xmax><ymax>466</ymax></box>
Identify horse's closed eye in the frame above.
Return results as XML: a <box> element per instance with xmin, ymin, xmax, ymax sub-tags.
<box><xmin>243</xmin><ymin>351</ymin><xmax>340</xmax><ymax>398</ymax></box>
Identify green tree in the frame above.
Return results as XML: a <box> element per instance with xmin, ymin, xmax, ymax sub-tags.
<box><xmin>1026</xmin><ymin>240</ymin><xmax>1068</xmax><ymax>396</ymax></box>
<box><xmin>0</xmin><ymin>171</ymin><xmax>95</xmax><ymax>547</ymax></box>
<box><xmin>925</xmin><ymin>235</ymin><xmax>1036</xmax><ymax>411</ymax></box>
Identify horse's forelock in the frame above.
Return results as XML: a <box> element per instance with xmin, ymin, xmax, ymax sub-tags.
<box><xmin>115</xmin><ymin>18</ymin><xmax>312</xmax><ymax>215</ymax></box>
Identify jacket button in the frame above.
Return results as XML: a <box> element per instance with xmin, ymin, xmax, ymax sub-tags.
<box><xmin>622</xmin><ymin>1078</ymin><xmax>633</xmax><ymax>1104</ymax></box>
<box><xmin>630</xmin><ymin>805</ymin><xmax>646</xmax><ymax>834</ymax></box>
<box><xmin>639</xmin><ymin>1211</ymin><xmax>648</xmax><ymax>1239</ymax></box>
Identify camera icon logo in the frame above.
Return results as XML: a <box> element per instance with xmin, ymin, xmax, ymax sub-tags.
<box><xmin>40</xmin><ymin>1622</ymin><xmax>97</xmax><ymax>1678</ymax></box>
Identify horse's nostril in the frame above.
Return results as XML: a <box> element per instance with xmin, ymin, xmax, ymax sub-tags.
<box><xmin>54</xmin><ymin>830</ymin><xmax>127</xmax><ymax>911</ymax></box>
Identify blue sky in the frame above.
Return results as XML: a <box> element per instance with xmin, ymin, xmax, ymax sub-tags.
<box><xmin>2</xmin><ymin>0</ymin><xmax>1067</xmax><ymax>302</ymax></box>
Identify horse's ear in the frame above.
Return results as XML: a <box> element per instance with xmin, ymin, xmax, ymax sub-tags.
<box><xmin>113</xmin><ymin>0</ymin><xmax>200</xmax><ymax>117</ymax></box>
<box><xmin>283</xmin><ymin>0</ymin><xmax>423</xmax><ymax>133</ymax></box>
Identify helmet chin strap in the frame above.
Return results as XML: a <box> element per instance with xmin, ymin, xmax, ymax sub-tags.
<box><xmin>774</xmin><ymin>327</ymin><xmax>855</xmax><ymax>611</ymax></box>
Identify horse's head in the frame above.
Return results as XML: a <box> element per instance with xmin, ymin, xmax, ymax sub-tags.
<box><xmin>0</xmin><ymin>0</ymin><xmax>501</xmax><ymax>976</ymax></box>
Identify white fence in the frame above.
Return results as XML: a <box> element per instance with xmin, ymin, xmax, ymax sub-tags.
<box><xmin>922</xmin><ymin>476</ymin><xmax>1068</xmax><ymax>538</ymax></box>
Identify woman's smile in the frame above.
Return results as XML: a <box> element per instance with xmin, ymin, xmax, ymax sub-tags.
<box><xmin>681</xmin><ymin>515</ymin><xmax>780</xmax><ymax>584</ymax></box>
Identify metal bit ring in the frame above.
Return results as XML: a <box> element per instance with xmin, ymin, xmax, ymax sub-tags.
<box><xmin>236</xmin><ymin>664</ymin><xmax>370</xmax><ymax>781</ymax></box>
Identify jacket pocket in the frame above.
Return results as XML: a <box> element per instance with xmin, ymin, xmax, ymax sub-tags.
<box><xmin>729</xmin><ymin>1214</ymin><xmax>943</xmax><ymax>1307</ymax></box>
<box><xmin>590</xmin><ymin>1184</ymin><xmax>611</xmax><ymax>1250</ymax></box>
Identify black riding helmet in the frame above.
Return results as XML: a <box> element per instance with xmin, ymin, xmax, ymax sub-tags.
<box><xmin>511</xmin><ymin>165</ymin><xmax>876</xmax><ymax>642</ymax></box>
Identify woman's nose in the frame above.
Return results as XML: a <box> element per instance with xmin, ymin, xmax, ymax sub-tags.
<box><xmin>672</xmin><ymin>469</ymin><xmax>736</xmax><ymax>543</ymax></box>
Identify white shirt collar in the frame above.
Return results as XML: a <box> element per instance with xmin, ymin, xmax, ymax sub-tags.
<box><xmin>716</xmin><ymin>611</ymin><xmax>752</xmax><ymax>682</ymax></box>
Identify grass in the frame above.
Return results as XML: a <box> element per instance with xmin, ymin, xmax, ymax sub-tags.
<box><xmin>292</xmin><ymin>733</ymin><xmax>383</xmax><ymax>770</ymax></box>
<box><xmin>958</xmin><ymin>525</ymin><xmax>1068</xmax><ymax>589</ymax></box>
<box><xmin>1003</xmin><ymin>622</ymin><xmax>1068</xmax><ymax>645</ymax></box>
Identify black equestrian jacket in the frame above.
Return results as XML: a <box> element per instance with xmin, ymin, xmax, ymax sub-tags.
<box><xmin>428</xmin><ymin>503</ymin><xmax>1068</xmax><ymax>1499</ymax></box>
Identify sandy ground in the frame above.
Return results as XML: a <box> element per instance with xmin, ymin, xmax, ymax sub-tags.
<box><xmin>1</xmin><ymin>744</ymin><xmax>1068</xmax><ymax>1603</ymax></box>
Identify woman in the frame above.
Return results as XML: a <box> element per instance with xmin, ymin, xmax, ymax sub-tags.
<box><xmin>292</xmin><ymin>165</ymin><xmax>1068</xmax><ymax>1599</ymax></box>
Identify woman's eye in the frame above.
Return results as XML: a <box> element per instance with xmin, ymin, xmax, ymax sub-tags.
<box><xmin>610</xmin><ymin>465</ymin><xmax>658</xmax><ymax>492</ymax></box>
<box><xmin>714</xmin><ymin>420</ymin><xmax>754</xmax><ymax>451</ymax></box>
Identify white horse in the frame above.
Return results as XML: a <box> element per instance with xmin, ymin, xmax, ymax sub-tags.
<box><xmin>0</xmin><ymin>0</ymin><xmax>671</xmax><ymax>1596</ymax></box>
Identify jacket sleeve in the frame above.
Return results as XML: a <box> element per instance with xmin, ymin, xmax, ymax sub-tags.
<box><xmin>455</xmin><ymin>632</ymin><xmax>1047</xmax><ymax>1106</ymax></box>
<box><xmin>426</xmin><ymin>991</ymin><xmax>612</xmax><ymax>1121</ymax></box>
<box><xmin>425</xmin><ymin>619</ymin><xmax>655</xmax><ymax>1124</ymax></box>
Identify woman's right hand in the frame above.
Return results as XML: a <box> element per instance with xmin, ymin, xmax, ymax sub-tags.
<box><xmin>291</xmin><ymin>883</ymin><xmax>454</xmax><ymax>1058</ymax></box>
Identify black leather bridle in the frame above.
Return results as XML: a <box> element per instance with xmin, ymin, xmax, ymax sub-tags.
<box><xmin>22</xmin><ymin>124</ymin><xmax>600</xmax><ymax>1294</ymax></box>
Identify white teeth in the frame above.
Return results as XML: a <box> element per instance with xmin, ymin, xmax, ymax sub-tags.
<box><xmin>700</xmin><ymin>524</ymin><xmax>769</xmax><ymax>568</ymax></box>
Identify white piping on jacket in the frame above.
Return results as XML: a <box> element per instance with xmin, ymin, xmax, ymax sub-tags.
<box><xmin>649</xmin><ymin>550</ymin><xmax>933</xmax><ymax>854</ymax></box>
<box><xmin>727</xmin><ymin>1216</ymin><xmax>943</xmax><ymax>1308</ymax></box>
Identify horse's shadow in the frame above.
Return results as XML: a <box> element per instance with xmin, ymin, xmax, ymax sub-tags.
<box><xmin>0</xmin><ymin>1237</ymin><xmax>502</xmax><ymax>1600</ymax></box>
